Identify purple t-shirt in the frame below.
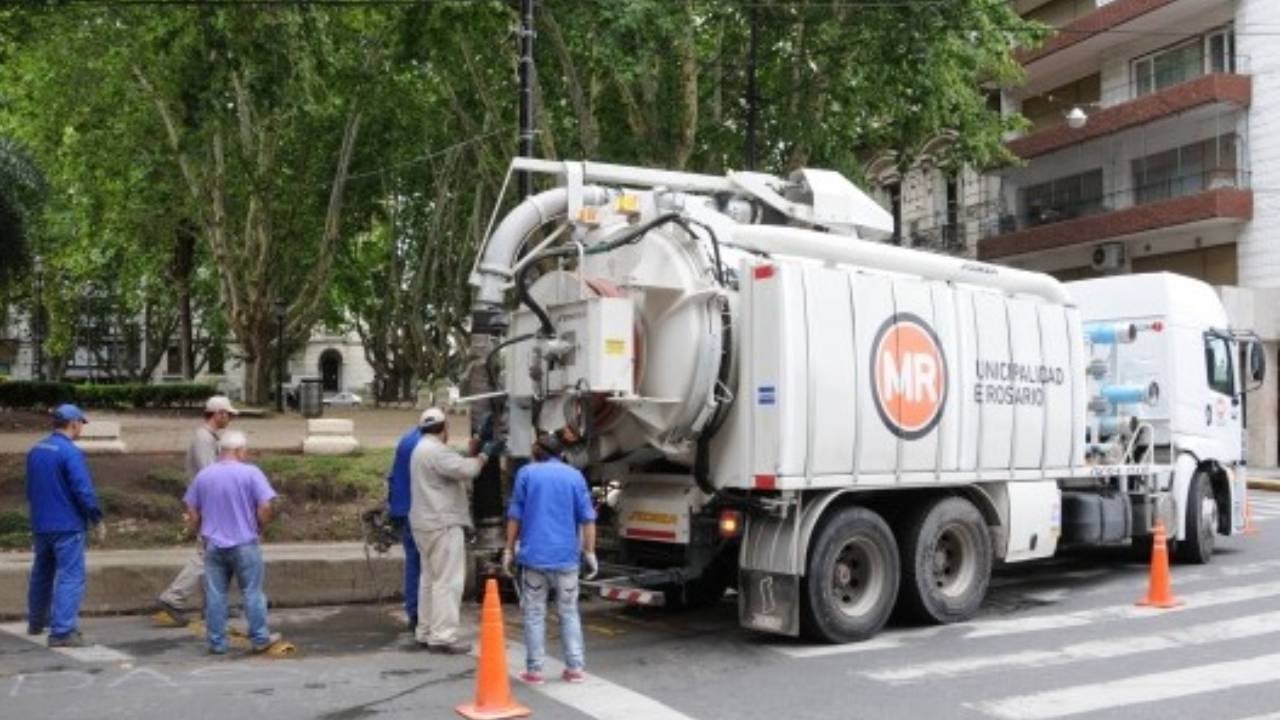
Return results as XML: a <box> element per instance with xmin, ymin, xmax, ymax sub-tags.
<box><xmin>183</xmin><ymin>459</ymin><xmax>277</xmax><ymax>549</ymax></box>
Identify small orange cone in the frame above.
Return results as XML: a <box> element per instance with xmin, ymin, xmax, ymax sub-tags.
<box><xmin>1136</xmin><ymin>522</ymin><xmax>1181</xmax><ymax>609</ymax></box>
<box><xmin>456</xmin><ymin>578</ymin><xmax>531</xmax><ymax>720</ymax></box>
<box><xmin>1245</xmin><ymin>498</ymin><xmax>1260</xmax><ymax>536</ymax></box>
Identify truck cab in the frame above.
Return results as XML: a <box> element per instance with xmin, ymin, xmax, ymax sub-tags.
<box><xmin>1066</xmin><ymin>273</ymin><xmax>1266</xmax><ymax>559</ymax></box>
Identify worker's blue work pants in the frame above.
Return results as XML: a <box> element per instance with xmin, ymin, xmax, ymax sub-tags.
<box><xmin>204</xmin><ymin>542</ymin><xmax>271</xmax><ymax>652</ymax></box>
<box><xmin>28</xmin><ymin>531</ymin><xmax>87</xmax><ymax>639</ymax></box>
<box><xmin>399</xmin><ymin>520</ymin><xmax>421</xmax><ymax>620</ymax></box>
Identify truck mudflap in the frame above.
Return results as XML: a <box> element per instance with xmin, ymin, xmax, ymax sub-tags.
<box><xmin>738</xmin><ymin>569</ymin><xmax>801</xmax><ymax>637</ymax></box>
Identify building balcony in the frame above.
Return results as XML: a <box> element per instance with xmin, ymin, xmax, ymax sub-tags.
<box><xmin>977</xmin><ymin>177</ymin><xmax>1251</xmax><ymax>260</ymax></box>
<box><xmin>1009</xmin><ymin>73</ymin><xmax>1250</xmax><ymax>160</ymax></box>
<box><xmin>1017</xmin><ymin>0</ymin><xmax>1229</xmax><ymax>93</ymax></box>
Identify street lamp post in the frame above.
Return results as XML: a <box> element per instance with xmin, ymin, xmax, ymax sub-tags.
<box><xmin>32</xmin><ymin>257</ymin><xmax>44</xmax><ymax>382</ymax></box>
<box><xmin>274</xmin><ymin>300</ymin><xmax>286</xmax><ymax>413</ymax></box>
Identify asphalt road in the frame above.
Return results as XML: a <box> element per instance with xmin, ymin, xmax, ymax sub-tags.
<box><xmin>5</xmin><ymin>491</ymin><xmax>1280</xmax><ymax>720</ymax></box>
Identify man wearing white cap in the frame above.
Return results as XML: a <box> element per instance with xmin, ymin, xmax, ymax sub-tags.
<box><xmin>410</xmin><ymin>406</ymin><xmax>502</xmax><ymax>653</ymax></box>
<box><xmin>157</xmin><ymin>395</ymin><xmax>239</xmax><ymax>625</ymax></box>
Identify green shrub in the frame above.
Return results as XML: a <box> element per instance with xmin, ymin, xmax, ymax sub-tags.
<box><xmin>0</xmin><ymin>381</ymin><xmax>217</xmax><ymax>410</ymax></box>
<box><xmin>144</xmin><ymin>467</ymin><xmax>189</xmax><ymax>498</ymax></box>
<box><xmin>0</xmin><ymin>509</ymin><xmax>30</xmax><ymax>535</ymax></box>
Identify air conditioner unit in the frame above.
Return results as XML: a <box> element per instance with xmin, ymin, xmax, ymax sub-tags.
<box><xmin>1090</xmin><ymin>242</ymin><xmax>1126</xmax><ymax>273</ymax></box>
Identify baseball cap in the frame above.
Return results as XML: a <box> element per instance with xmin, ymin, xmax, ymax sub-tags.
<box><xmin>52</xmin><ymin>404</ymin><xmax>89</xmax><ymax>424</ymax></box>
<box><xmin>419</xmin><ymin>407</ymin><xmax>447</xmax><ymax>428</ymax></box>
<box><xmin>205</xmin><ymin>396</ymin><xmax>240</xmax><ymax>415</ymax></box>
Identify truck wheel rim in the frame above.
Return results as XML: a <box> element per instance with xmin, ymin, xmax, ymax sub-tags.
<box><xmin>933</xmin><ymin>524</ymin><xmax>977</xmax><ymax>598</ymax></box>
<box><xmin>1199</xmin><ymin>495</ymin><xmax>1217</xmax><ymax>551</ymax></box>
<box><xmin>831</xmin><ymin>538</ymin><xmax>883</xmax><ymax>618</ymax></box>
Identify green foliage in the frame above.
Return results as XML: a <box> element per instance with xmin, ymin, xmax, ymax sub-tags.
<box><xmin>0</xmin><ymin>380</ymin><xmax>216</xmax><ymax>409</ymax></box>
<box><xmin>257</xmin><ymin>449</ymin><xmax>392</xmax><ymax>504</ymax></box>
<box><xmin>0</xmin><ymin>509</ymin><xmax>30</xmax><ymax>535</ymax></box>
<box><xmin>143</xmin><ymin>466</ymin><xmax>189</xmax><ymax>498</ymax></box>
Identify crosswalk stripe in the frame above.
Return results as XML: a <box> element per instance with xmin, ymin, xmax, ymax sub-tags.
<box><xmin>502</xmin><ymin>640</ymin><xmax>696</xmax><ymax>720</ymax></box>
<box><xmin>970</xmin><ymin>651</ymin><xmax>1280</xmax><ymax>720</ymax></box>
<box><xmin>964</xmin><ymin>579</ymin><xmax>1280</xmax><ymax>639</ymax></box>
<box><xmin>866</xmin><ymin>610</ymin><xmax>1280</xmax><ymax>684</ymax></box>
<box><xmin>0</xmin><ymin>623</ymin><xmax>132</xmax><ymax>663</ymax></box>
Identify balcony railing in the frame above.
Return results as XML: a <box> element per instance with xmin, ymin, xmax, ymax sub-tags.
<box><xmin>979</xmin><ymin>169</ymin><xmax>1250</xmax><ymax>240</ymax></box>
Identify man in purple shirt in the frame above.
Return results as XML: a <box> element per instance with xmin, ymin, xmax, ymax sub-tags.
<box><xmin>183</xmin><ymin>430</ymin><xmax>280</xmax><ymax>655</ymax></box>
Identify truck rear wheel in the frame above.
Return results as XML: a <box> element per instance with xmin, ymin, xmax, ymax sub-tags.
<box><xmin>1175</xmin><ymin>471</ymin><xmax>1216</xmax><ymax>565</ymax></box>
<box><xmin>896</xmin><ymin>497</ymin><xmax>992</xmax><ymax>624</ymax></box>
<box><xmin>801</xmin><ymin>506</ymin><xmax>899</xmax><ymax>643</ymax></box>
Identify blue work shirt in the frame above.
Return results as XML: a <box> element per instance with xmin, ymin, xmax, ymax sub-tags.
<box><xmin>25</xmin><ymin>432</ymin><xmax>103</xmax><ymax>533</ymax></box>
<box><xmin>387</xmin><ymin>427</ymin><xmax>422</xmax><ymax>518</ymax></box>
<box><xmin>507</xmin><ymin>458</ymin><xmax>596</xmax><ymax>572</ymax></box>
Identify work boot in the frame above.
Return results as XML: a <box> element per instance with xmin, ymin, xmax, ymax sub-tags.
<box><xmin>156</xmin><ymin>600</ymin><xmax>189</xmax><ymax>627</ymax></box>
<box><xmin>26</xmin><ymin>625</ymin><xmax>44</xmax><ymax>636</ymax></box>
<box><xmin>424</xmin><ymin>641</ymin><xmax>471</xmax><ymax>655</ymax></box>
<box><xmin>250</xmin><ymin>632</ymin><xmax>284</xmax><ymax>654</ymax></box>
<box><xmin>48</xmin><ymin>632</ymin><xmax>85</xmax><ymax>648</ymax></box>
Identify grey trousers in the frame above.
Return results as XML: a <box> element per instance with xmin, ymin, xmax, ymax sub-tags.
<box><xmin>158</xmin><ymin>546</ymin><xmax>205</xmax><ymax>611</ymax></box>
<box><xmin>411</xmin><ymin>526</ymin><xmax>465</xmax><ymax>646</ymax></box>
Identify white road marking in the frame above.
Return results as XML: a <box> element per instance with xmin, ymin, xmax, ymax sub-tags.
<box><xmin>970</xmin><ymin>651</ymin><xmax>1280</xmax><ymax>720</ymax></box>
<box><xmin>964</xmin><ymin>579</ymin><xmax>1280</xmax><ymax>639</ymax></box>
<box><xmin>771</xmin><ymin>625</ymin><xmax>949</xmax><ymax>659</ymax></box>
<box><xmin>867</xmin><ymin>610</ymin><xmax>1280</xmax><ymax>684</ymax></box>
<box><xmin>501</xmin><ymin>640</ymin><xmax>697</xmax><ymax>720</ymax></box>
<box><xmin>0</xmin><ymin>623</ymin><xmax>132</xmax><ymax>663</ymax></box>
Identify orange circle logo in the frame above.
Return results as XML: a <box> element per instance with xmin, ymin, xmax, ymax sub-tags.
<box><xmin>870</xmin><ymin>314</ymin><xmax>947</xmax><ymax>439</ymax></box>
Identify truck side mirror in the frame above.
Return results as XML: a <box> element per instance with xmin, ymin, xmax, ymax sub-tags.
<box><xmin>1249</xmin><ymin>341</ymin><xmax>1267</xmax><ymax>389</ymax></box>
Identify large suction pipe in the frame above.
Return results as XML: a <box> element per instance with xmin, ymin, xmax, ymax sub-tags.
<box><xmin>728</xmin><ymin>225</ymin><xmax>1070</xmax><ymax>305</ymax></box>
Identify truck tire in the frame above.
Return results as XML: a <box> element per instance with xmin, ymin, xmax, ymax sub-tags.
<box><xmin>895</xmin><ymin>497</ymin><xmax>992</xmax><ymax>624</ymax></box>
<box><xmin>801</xmin><ymin>506</ymin><xmax>899</xmax><ymax>643</ymax></box>
<box><xmin>1176</xmin><ymin>471</ymin><xmax>1216</xmax><ymax>565</ymax></box>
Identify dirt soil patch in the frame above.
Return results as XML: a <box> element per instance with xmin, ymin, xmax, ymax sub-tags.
<box><xmin>0</xmin><ymin>449</ymin><xmax>393</xmax><ymax>550</ymax></box>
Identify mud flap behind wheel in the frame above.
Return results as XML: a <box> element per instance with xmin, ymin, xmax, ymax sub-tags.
<box><xmin>738</xmin><ymin>569</ymin><xmax>800</xmax><ymax>636</ymax></box>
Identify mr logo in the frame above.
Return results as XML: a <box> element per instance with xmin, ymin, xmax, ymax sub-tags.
<box><xmin>870</xmin><ymin>313</ymin><xmax>948</xmax><ymax>439</ymax></box>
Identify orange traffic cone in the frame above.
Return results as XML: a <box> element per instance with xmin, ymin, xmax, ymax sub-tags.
<box><xmin>1136</xmin><ymin>522</ymin><xmax>1181</xmax><ymax>609</ymax></box>
<box><xmin>456</xmin><ymin>578</ymin><xmax>531</xmax><ymax>720</ymax></box>
<box><xmin>1245</xmin><ymin>498</ymin><xmax>1260</xmax><ymax>536</ymax></box>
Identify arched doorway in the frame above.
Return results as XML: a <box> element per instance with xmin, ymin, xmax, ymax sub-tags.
<box><xmin>319</xmin><ymin>348</ymin><xmax>343</xmax><ymax>393</ymax></box>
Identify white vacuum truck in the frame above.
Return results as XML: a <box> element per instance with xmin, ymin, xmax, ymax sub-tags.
<box><xmin>465</xmin><ymin>159</ymin><xmax>1266</xmax><ymax>643</ymax></box>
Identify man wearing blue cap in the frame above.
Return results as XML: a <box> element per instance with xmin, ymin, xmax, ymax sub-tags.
<box><xmin>385</xmin><ymin>412</ymin><xmax>426</xmax><ymax>634</ymax></box>
<box><xmin>25</xmin><ymin>404</ymin><xmax>104</xmax><ymax>648</ymax></box>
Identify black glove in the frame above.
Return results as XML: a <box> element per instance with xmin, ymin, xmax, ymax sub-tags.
<box><xmin>480</xmin><ymin>439</ymin><xmax>506</xmax><ymax>458</ymax></box>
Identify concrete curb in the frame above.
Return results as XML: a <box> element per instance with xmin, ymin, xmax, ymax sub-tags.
<box><xmin>0</xmin><ymin>543</ymin><xmax>405</xmax><ymax>620</ymax></box>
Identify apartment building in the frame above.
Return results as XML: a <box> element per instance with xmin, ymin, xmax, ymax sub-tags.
<box><xmin>875</xmin><ymin>0</ymin><xmax>1280</xmax><ymax>465</ymax></box>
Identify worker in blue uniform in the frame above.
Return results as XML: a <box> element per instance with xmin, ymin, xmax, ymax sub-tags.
<box><xmin>25</xmin><ymin>404</ymin><xmax>104</xmax><ymax>648</ymax></box>
<box><xmin>387</xmin><ymin>413</ymin><xmax>425</xmax><ymax>633</ymax></box>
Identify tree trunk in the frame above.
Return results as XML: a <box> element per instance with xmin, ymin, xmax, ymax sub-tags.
<box><xmin>244</xmin><ymin>350</ymin><xmax>273</xmax><ymax>407</ymax></box>
<box><xmin>174</xmin><ymin>221</ymin><xmax>197</xmax><ymax>379</ymax></box>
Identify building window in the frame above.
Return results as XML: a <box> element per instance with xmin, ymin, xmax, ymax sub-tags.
<box><xmin>1133</xmin><ymin>27</ymin><xmax>1234</xmax><ymax>98</ymax></box>
<box><xmin>1021</xmin><ymin>169</ymin><xmax>1104</xmax><ymax>227</ymax></box>
<box><xmin>1131</xmin><ymin>134</ymin><xmax>1238</xmax><ymax>205</ymax></box>
<box><xmin>1204</xmin><ymin>333</ymin><xmax>1234</xmax><ymax>396</ymax></box>
<box><xmin>885</xmin><ymin>182</ymin><xmax>902</xmax><ymax>245</ymax></box>
<box><xmin>166</xmin><ymin>346</ymin><xmax>181</xmax><ymax>376</ymax></box>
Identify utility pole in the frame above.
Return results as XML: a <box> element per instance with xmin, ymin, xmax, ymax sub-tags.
<box><xmin>517</xmin><ymin>0</ymin><xmax>536</xmax><ymax>199</ymax></box>
<box><xmin>744</xmin><ymin>4</ymin><xmax>759</xmax><ymax>170</ymax></box>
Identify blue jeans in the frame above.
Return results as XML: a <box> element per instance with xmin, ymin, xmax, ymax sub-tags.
<box><xmin>521</xmin><ymin>568</ymin><xmax>585</xmax><ymax>672</ymax></box>
<box><xmin>203</xmin><ymin>543</ymin><xmax>270</xmax><ymax>651</ymax></box>
<box><xmin>393</xmin><ymin>517</ymin><xmax>421</xmax><ymax>619</ymax></box>
<box><xmin>28</xmin><ymin>532</ymin><xmax>86</xmax><ymax>638</ymax></box>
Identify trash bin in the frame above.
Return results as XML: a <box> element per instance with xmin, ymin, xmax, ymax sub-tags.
<box><xmin>300</xmin><ymin>378</ymin><xmax>324</xmax><ymax>418</ymax></box>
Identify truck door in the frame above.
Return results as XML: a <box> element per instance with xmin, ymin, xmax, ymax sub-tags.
<box><xmin>1202</xmin><ymin>331</ymin><xmax>1241</xmax><ymax>463</ymax></box>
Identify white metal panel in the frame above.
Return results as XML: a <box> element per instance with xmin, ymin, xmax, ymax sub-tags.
<box><xmin>931</xmin><ymin>283</ymin><xmax>962</xmax><ymax>472</ymax></box>
<box><xmin>1003</xmin><ymin>481</ymin><xmax>1061</xmax><ymax>563</ymax></box>
<box><xmin>1008</xmin><ymin>299</ymin><xmax>1045</xmax><ymax>469</ymax></box>
<box><xmin>1066</xmin><ymin>309</ymin><xmax>1086</xmax><ymax>470</ymax></box>
<box><xmin>804</xmin><ymin>267</ymin><xmax>857</xmax><ymax>476</ymax></box>
<box><xmin>973</xmin><ymin>293</ymin><xmax>1013</xmax><ymax>471</ymax></box>
<box><xmin>892</xmin><ymin>279</ymin><xmax>942</xmax><ymax>474</ymax></box>
<box><xmin>749</xmin><ymin>262</ymin><xmax>781</xmax><ymax>480</ymax></box>
<box><xmin>777</xmin><ymin>266</ymin><xmax>810</xmax><ymax>477</ymax></box>
<box><xmin>1038</xmin><ymin>304</ymin><xmax>1073</xmax><ymax>469</ymax></box>
<box><xmin>954</xmin><ymin>289</ymin><xmax>981</xmax><ymax>471</ymax></box>
<box><xmin>853</xmin><ymin>273</ymin><xmax>898</xmax><ymax>474</ymax></box>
